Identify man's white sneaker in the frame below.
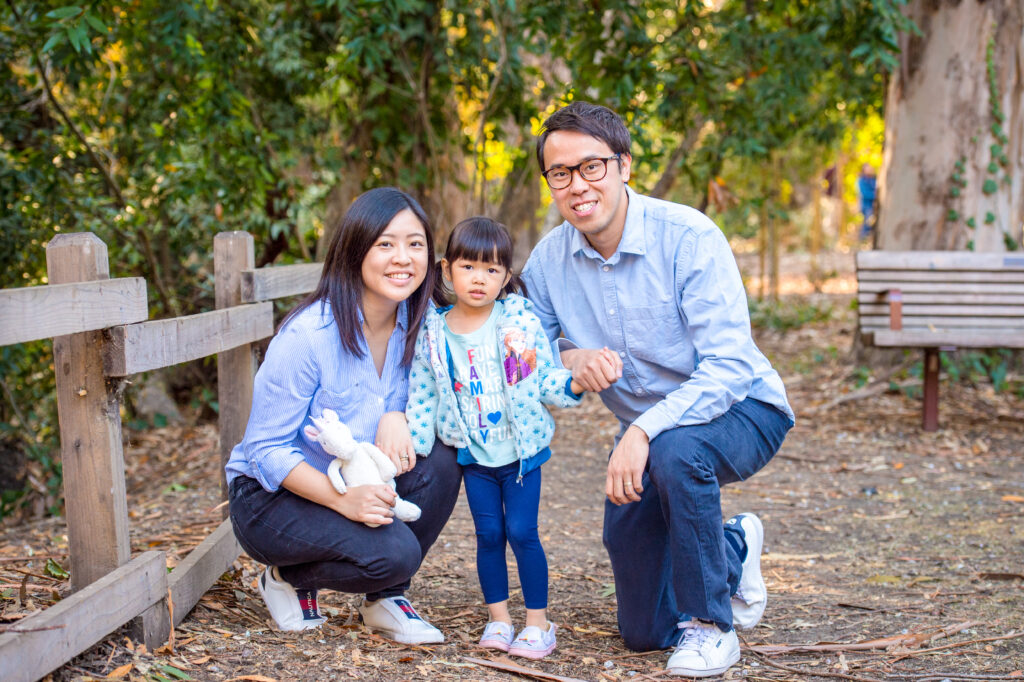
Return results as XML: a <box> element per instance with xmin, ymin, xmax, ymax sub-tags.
<box><xmin>666</xmin><ymin>620</ymin><xmax>740</xmax><ymax>677</ymax></box>
<box><xmin>358</xmin><ymin>596</ymin><xmax>445</xmax><ymax>644</ymax></box>
<box><xmin>727</xmin><ymin>512</ymin><xmax>767</xmax><ymax>629</ymax></box>
<box><xmin>257</xmin><ymin>566</ymin><xmax>326</xmax><ymax>631</ymax></box>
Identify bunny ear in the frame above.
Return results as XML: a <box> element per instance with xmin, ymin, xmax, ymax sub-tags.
<box><xmin>322</xmin><ymin>408</ymin><xmax>339</xmax><ymax>422</ymax></box>
<box><xmin>303</xmin><ymin>424</ymin><xmax>319</xmax><ymax>439</ymax></box>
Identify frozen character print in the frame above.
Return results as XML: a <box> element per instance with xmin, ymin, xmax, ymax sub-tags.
<box><xmin>503</xmin><ymin>328</ymin><xmax>536</xmax><ymax>385</ymax></box>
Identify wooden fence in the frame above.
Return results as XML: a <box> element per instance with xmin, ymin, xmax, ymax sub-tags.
<box><xmin>0</xmin><ymin>231</ymin><xmax>322</xmax><ymax>682</ymax></box>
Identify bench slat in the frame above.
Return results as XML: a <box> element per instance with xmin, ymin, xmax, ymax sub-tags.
<box><xmin>856</xmin><ymin>251</ymin><xmax>1024</xmax><ymax>271</ymax></box>
<box><xmin>857</xmin><ymin>303</ymin><xmax>1024</xmax><ymax>317</ymax></box>
<box><xmin>857</xmin><ymin>270</ymin><xmax>1024</xmax><ymax>284</ymax></box>
<box><xmin>858</xmin><ymin>292</ymin><xmax>1024</xmax><ymax>305</ymax></box>
<box><xmin>872</xmin><ymin>330</ymin><xmax>1024</xmax><ymax>348</ymax></box>
<box><xmin>858</xmin><ymin>282</ymin><xmax>1024</xmax><ymax>296</ymax></box>
<box><xmin>860</xmin><ymin>315</ymin><xmax>1024</xmax><ymax>330</ymax></box>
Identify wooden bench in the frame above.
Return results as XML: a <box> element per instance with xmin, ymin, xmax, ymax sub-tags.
<box><xmin>856</xmin><ymin>251</ymin><xmax>1024</xmax><ymax>431</ymax></box>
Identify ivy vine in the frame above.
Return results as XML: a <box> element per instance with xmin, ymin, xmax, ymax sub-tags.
<box><xmin>952</xmin><ymin>35</ymin><xmax>1018</xmax><ymax>251</ymax></box>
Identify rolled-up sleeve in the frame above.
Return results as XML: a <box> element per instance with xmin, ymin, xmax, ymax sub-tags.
<box><xmin>239</xmin><ymin>322</ymin><xmax>320</xmax><ymax>491</ymax></box>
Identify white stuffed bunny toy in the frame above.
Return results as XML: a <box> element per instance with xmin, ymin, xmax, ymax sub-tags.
<box><xmin>303</xmin><ymin>408</ymin><xmax>422</xmax><ymax>528</ymax></box>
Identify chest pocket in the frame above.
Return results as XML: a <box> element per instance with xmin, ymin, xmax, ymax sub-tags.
<box><xmin>310</xmin><ymin>384</ymin><xmax>360</xmax><ymax>420</ymax></box>
<box><xmin>621</xmin><ymin>302</ymin><xmax>685</xmax><ymax>364</ymax></box>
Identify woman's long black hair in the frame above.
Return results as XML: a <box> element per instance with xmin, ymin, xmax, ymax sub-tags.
<box><xmin>436</xmin><ymin>216</ymin><xmax>527</xmax><ymax>304</ymax></box>
<box><xmin>283</xmin><ymin>187</ymin><xmax>440</xmax><ymax>365</ymax></box>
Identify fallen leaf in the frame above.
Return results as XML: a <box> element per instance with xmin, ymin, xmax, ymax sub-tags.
<box><xmin>106</xmin><ymin>663</ymin><xmax>133</xmax><ymax>679</ymax></box>
<box><xmin>866</xmin><ymin>574</ymin><xmax>901</xmax><ymax>584</ymax></box>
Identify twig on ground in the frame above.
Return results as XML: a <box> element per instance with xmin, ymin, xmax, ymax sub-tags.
<box><xmin>462</xmin><ymin>655</ymin><xmax>590</xmax><ymax>682</ymax></box>
<box><xmin>894</xmin><ymin>674</ymin><xmax>1024</xmax><ymax>680</ymax></box>
<box><xmin>806</xmin><ymin>374</ymin><xmax>919</xmax><ymax>415</ymax></box>
<box><xmin>748</xmin><ymin>650</ymin><xmax>888</xmax><ymax>682</ymax></box>
<box><xmin>889</xmin><ymin>630</ymin><xmax>1023</xmax><ymax>662</ymax></box>
<box><xmin>746</xmin><ymin>620</ymin><xmax>981</xmax><ymax>655</ymax></box>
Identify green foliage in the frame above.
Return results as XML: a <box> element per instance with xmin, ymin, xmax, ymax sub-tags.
<box><xmin>1</xmin><ymin>0</ymin><xmax>910</xmax><ymax>517</ymax></box>
<box><xmin>748</xmin><ymin>298</ymin><xmax>834</xmax><ymax>333</ymax></box>
<box><xmin>938</xmin><ymin>350</ymin><xmax>1018</xmax><ymax>393</ymax></box>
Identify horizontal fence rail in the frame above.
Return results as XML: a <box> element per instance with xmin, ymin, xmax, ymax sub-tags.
<box><xmin>104</xmin><ymin>303</ymin><xmax>274</xmax><ymax>376</ymax></box>
<box><xmin>0</xmin><ymin>278</ymin><xmax>148</xmax><ymax>346</ymax></box>
<box><xmin>0</xmin><ymin>230</ymin><xmax>324</xmax><ymax>681</ymax></box>
<box><xmin>0</xmin><ymin>551</ymin><xmax>167</xmax><ymax>682</ymax></box>
<box><xmin>241</xmin><ymin>262</ymin><xmax>322</xmax><ymax>303</ymax></box>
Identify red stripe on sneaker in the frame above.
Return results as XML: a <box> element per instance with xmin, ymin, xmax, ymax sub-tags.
<box><xmin>394</xmin><ymin>599</ymin><xmax>423</xmax><ymax>620</ymax></box>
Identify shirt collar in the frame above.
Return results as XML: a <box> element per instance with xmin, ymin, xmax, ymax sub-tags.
<box><xmin>569</xmin><ymin>184</ymin><xmax>647</xmax><ymax>262</ymax></box>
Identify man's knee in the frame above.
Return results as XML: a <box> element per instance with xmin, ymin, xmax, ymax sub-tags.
<box><xmin>648</xmin><ymin>428</ymin><xmax>716</xmax><ymax>485</ymax></box>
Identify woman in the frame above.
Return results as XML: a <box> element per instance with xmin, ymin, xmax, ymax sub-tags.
<box><xmin>225</xmin><ymin>187</ymin><xmax>461</xmax><ymax>644</ymax></box>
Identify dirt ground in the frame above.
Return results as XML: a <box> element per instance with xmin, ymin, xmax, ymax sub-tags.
<box><xmin>3</xmin><ymin>250</ymin><xmax>1023</xmax><ymax>681</ymax></box>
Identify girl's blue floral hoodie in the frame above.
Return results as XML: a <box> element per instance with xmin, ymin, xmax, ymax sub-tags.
<box><xmin>406</xmin><ymin>294</ymin><xmax>582</xmax><ymax>479</ymax></box>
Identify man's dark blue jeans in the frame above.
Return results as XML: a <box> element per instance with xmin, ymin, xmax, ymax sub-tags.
<box><xmin>229</xmin><ymin>441</ymin><xmax>461</xmax><ymax>600</ymax></box>
<box><xmin>603</xmin><ymin>397</ymin><xmax>793</xmax><ymax>650</ymax></box>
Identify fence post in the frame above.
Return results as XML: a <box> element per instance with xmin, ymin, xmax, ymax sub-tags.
<box><xmin>46</xmin><ymin>233</ymin><xmax>131</xmax><ymax>591</ymax></box>
<box><xmin>215</xmin><ymin>232</ymin><xmax>256</xmax><ymax>506</ymax></box>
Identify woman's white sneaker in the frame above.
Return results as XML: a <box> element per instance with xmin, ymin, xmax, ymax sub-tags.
<box><xmin>358</xmin><ymin>596</ymin><xmax>444</xmax><ymax>644</ymax></box>
<box><xmin>257</xmin><ymin>566</ymin><xmax>326</xmax><ymax>631</ymax></box>
<box><xmin>666</xmin><ymin>620</ymin><xmax>740</xmax><ymax>677</ymax></box>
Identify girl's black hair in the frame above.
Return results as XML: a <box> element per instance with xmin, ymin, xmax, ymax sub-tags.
<box><xmin>438</xmin><ymin>216</ymin><xmax>527</xmax><ymax>304</ymax></box>
<box><xmin>283</xmin><ymin>186</ymin><xmax>441</xmax><ymax>365</ymax></box>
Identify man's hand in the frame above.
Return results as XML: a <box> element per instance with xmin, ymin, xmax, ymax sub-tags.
<box><xmin>606</xmin><ymin>425</ymin><xmax>649</xmax><ymax>505</ymax></box>
<box><xmin>334</xmin><ymin>484</ymin><xmax>398</xmax><ymax>526</ymax></box>
<box><xmin>562</xmin><ymin>347</ymin><xmax>623</xmax><ymax>392</ymax></box>
<box><xmin>375</xmin><ymin>411</ymin><xmax>417</xmax><ymax>474</ymax></box>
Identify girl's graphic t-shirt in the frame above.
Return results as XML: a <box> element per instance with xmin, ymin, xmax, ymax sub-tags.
<box><xmin>443</xmin><ymin>307</ymin><xmax>517</xmax><ymax>467</ymax></box>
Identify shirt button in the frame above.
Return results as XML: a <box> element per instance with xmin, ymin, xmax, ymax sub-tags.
<box><xmin>609</xmin><ymin>309</ymin><xmax>616</xmax><ymax>316</ymax></box>
<box><xmin>602</xmin><ymin>265</ymin><xmax>610</xmax><ymax>272</ymax></box>
<box><xmin>377</xmin><ymin>397</ymin><xmax>384</xmax><ymax>404</ymax></box>
<box><xmin>619</xmin><ymin>351</ymin><xmax>625</xmax><ymax>357</ymax></box>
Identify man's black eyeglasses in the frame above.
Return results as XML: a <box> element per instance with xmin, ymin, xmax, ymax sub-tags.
<box><xmin>542</xmin><ymin>155</ymin><xmax>621</xmax><ymax>190</ymax></box>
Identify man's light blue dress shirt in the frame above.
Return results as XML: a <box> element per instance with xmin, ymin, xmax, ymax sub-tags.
<box><xmin>224</xmin><ymin>300</ymin><xmax>411</xmax><ymax>491</ymax></box>
<box><xmin>522</xmin><ymin>186</ymin><xmax>794</xmax><ymax>440</ymax></box>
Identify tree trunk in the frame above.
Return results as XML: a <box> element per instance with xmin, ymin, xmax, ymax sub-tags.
<box><xmin>878</xmin><ymin>0</ymin><xmax>1023</xmax><ymax>252</ymax></box>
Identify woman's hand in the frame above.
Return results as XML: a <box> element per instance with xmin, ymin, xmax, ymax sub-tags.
<box><xmin>375</xmin><ymin>410</ymin><xmax>417</xmax><ymax>474</ymax></box>
<box><xmin>281</xmin><ymin>462</ymin><xmax>397</xmax><ymax>525</ymax></box>
<box><xmin>333</xmin><ymin>484</ymin><xmax>398</xmax><ymax>526</ymax></box>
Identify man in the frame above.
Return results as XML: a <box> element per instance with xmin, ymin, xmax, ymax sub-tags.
<box><xmin>522</xmin><ymin>101</ymin><xmax>794</xmax><ymax>677</ymax></box>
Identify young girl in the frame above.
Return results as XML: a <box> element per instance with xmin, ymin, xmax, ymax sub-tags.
<box><xmin>407</xmin><ymin>217</ymin><xmax>602</xmax><ymax>659</ymax></box>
